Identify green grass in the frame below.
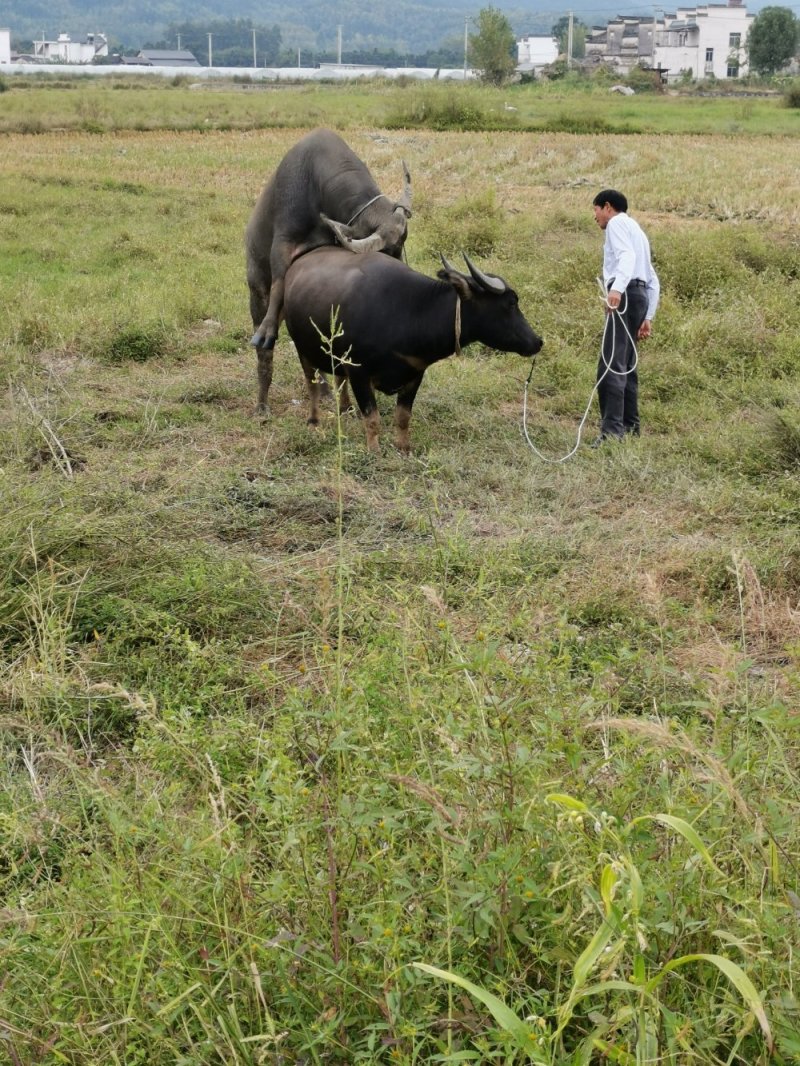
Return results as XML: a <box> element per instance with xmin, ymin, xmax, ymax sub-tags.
<box><xmin>1</xmin><ymin>106</ymin><xmax>799</xmax><ymax>1064</ymax></box>
<box><xmin>0</xmin><ymin>73</ymin><xmax>799</xmax><ymax>135</ymax></box>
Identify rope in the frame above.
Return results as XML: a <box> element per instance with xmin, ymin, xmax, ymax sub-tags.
<box><xmin>521</xmin><ymin>281</ymin><xmax>640</xmax><ymax>464</ymax></box>
<box><xmin>345</xmin><ymin>194</ymin><xmax>390</xmax><ymax>227</ymax></box>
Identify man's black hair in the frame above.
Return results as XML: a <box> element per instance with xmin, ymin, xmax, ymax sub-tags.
<box><xmin>593</xmin><ymin>189</ymin><xmax>628</xmax><ymax>213</ymax></box>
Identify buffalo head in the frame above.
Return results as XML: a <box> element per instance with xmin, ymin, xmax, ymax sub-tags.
<box><xmin>321</xmin><ymin>161</ymin><xmax>412</xmax><ymax>257</ymax></box>
<box><xmin>438</xmin><ymin>254</ymin><xmax>543</xmax><ymax>358</ymax></box>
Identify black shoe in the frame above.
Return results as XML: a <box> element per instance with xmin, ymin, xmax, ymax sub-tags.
<box><xmin>590</xmin><ymin>433</ymin><xmax>623</xmax><ymax>449</ymax></box>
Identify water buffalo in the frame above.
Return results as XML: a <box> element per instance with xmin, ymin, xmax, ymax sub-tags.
<box><xmin>245</xmin><ymin>128</ymin><xmax>412</xmax><ymax>413</ymax></box>
<box><xmin>282</xmin><ymin>247</ymin><xmax>543</xmax><ymax>453</ymax></box>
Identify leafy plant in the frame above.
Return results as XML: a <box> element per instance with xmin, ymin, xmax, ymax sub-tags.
<box><xmin>412</xmin><ymin>793</ymin><xmax>774</xmax><ymax>1062</ymax></box>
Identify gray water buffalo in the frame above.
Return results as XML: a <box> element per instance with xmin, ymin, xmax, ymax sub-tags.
<box><xmin>245</xmin><ymin>128</ymin><xmax>412</xmax><ymax>413</ymax></box>
<box><xmin>282</xmin><ymin>247</ymin><xmax>543</xmax><ymax>453</ymax></box>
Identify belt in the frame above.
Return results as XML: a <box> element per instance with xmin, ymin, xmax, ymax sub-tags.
<box><xmin>627</xmin><ymin>279</ymin><xmax>647</xmax><ymax>289</ymax></box>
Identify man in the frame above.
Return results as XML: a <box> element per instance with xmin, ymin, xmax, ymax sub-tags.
<box><xmin>592</xmin><ymin>189</ymin><xmax>660</xmax><ymax>445</ymax></box>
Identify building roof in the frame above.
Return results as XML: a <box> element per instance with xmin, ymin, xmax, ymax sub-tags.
<box><xmin>138</xmin><ymin>49</ymin><xmax>201</xmax><ymax>66</ymax></box>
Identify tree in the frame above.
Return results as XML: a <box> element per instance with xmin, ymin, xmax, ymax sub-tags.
<box><xmin>469</xmin><ymin>7</ymin><xmax>516</xmax><ymax>85</ymax></box>
<box><xmin>747</xmin><ymin>6</ymin><xmax>799</xmax><ymax>76</ymax></box>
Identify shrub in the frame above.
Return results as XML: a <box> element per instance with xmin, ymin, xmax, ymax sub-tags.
<box><xmin>626</xmin><ymin>64</ymin><xmax>665</xmax><ymax>93</ymax></box>
<box><xmin>103</xmin><ymin>326</ymin><xmax>167</xmax><ymax>364</ymax></box>
<box><xmin>544</xmin><ymin>113</ymin><xmax>613</xmax><ymax>133</ymax></box>
<box><xmin>422</xmin><ymin>189</ymin><xmax>502</xmax><ymax>258</ymax></box>
<box><xmin>783</xmin><ymin>79</ymin><xmax>800</xmax><ymax>108</ymax></box>
<box><xmin>384</xmin><ymin>90</ymin><xmax>515</xmax><ymax>131</ymax></box>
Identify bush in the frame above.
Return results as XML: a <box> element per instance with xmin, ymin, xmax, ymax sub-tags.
<box><xmin>422</xmin><ymin>189</ymin><xmax>502</xmax><ymax>258</ymax></box>
<box><xmin>103</xmin><ymin>326</ymin><xmax>168</xmax><ymax>364</ymax></box>
<box><xmin>783</xmin><ymin>79</ymin><xmax>800</xmax><ymax>108</ymax></box>
<box><xmin>384</xmin><ymin>90</ymin><xmax>515</xmax><ymax>131</ymax></box>
<box><xmin>544</xmin><ymin>113</ymin><xmax>613</xmax><ymax>133</ymax></box>
<box><xmin>626</xmin><ymin>64</ymin><xmax>665</xmax><ymax>93</ymax></box>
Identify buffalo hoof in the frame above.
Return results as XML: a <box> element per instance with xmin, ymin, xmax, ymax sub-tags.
<box><xmin>255</xmin><ymin>403</ymin><xmax>271</xmax><ymax>420</ymax></box>
<box><xmin>251</xmin><ymin>333</ymin><xmax>276</xmax><ymax>350</ymax></box>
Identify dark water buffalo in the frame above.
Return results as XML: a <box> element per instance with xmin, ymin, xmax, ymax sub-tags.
<box><xmin>282</xmin><ymin>247</ymin><xmax>543</xmax><ymax>453</ymax></box>
<box><xmin>245</xmin><ymin>128</ymin><xmax>412</xmax><ymax>413</ymax></box>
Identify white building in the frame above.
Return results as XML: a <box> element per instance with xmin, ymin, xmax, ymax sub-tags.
<box><xmin>585</xmin><ymin>0</ymin><xmax>753</xmax><ymax>81</ymax></box>
<box><xmin>1</xmin><ymin>27</ymin><xmax>11</xmax><ymax>64</ymax></box>
<box><xmin>517</xmin><ymin>35</ymin><xmax>559</xmax><ymax>74</ymax></box>
<box><xmin>33</xmin><ymin>32</ymin><xmax>109</xmax><ymax>64</ymax></box>
<box><xmin>655</xmin><ymin>1</ymin><xmax>753</xmax><ymax>79</ymax></box>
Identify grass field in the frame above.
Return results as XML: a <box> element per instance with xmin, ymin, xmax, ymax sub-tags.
<box><xmin>1</xmin><ymin>74</ymin><xmax>799</xmax><ymax>136</ymax></box>
<box><xmin>1</xmin><ymin>84</ymin><xmax>800</xmax><ymax>1064</ymax></box>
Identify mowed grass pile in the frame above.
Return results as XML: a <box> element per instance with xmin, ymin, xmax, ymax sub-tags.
<box><xmin>1</xmin><ymin>113</ymin><xmax>800</xmax><ymax>1064</ymax></box>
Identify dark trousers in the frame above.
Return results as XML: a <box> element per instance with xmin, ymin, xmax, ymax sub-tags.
<box><xmin>597</xmin><ymin>285</ymin><xmax>648</xmax><ymax>439</ymax></box>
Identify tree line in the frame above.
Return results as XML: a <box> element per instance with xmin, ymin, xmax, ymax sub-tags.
<box><xmin>11</xmin><ymin>3</ymin><xmax>796</xmax><ymax>76</ymax></box>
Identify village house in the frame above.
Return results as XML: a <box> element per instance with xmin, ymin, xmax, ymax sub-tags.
<box><xmin>32</xmin><ymin>32</ymin><xmax>109</xmax><ymax>63</ymax></box>
<box><xmin>585</xmin><ymin>0</ymin><xmax>753</xmax><ymax>81</ymax></box>
<box><xmin>516</xmin><ymin>35</ymin><xmax>560</xmax><ymax>76</ymax></box>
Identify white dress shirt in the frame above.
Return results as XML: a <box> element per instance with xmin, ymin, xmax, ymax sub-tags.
<box><xmin>603</xmin><ymin>212</ymin><xmax>660</xmax><ymax>321</ymax></box>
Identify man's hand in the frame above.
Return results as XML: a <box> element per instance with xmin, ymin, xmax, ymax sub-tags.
<box><xmin>637</xmin><ymin>320</ymin><xmax>652</xmax><ymax>340</ymax></box>
<box><xmin>606</xmin><ymin>288</ymin><xmax>622</xmax><ymax>311</ymax></box>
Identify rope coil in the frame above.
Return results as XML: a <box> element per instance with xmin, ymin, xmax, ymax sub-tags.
<box><xmin>522</xmin><ymin>282</ymin><xmax>640</xmax><ymax>464</ymax></box>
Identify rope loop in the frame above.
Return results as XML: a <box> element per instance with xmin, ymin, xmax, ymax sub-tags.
<box><xmin>521</xmin><ymin>281</ymin><xmax>639</xmax><ymax>464</ymax></box>
<box><xmin>345</xmin><ymin>194</ymin><xmax>390</xmax><ymax>227</ymax></box>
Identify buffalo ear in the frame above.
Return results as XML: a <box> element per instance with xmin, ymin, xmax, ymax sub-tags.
<box><xmin>436</xmin><ymin>265</ymin><xmax>473</xmax><ymax>300</ymax></box>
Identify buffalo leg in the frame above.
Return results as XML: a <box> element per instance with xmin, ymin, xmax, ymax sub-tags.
<box><xmin>298</xmin><ymin>355</ymin><xmax>323</xmax><ymax>427</ymax></box>
<box><xmin>394</xmin><ymin>374</ymin><xmax>424</xmax><ymax>454</ymax></box>
<box><xmin>348</xmin><ymin>374</ymin><xmax>381</xmax><ymax>453</ymax></box>
<box><xmin>248</xmin><ymin>281</ymin><xmax>274</xmax><ymax>415</ymax></box>
<box><xmin>333</xmin><ymin>373</ymin><xmax>354</xmax><ymax>414</ymax></box>
<box><xmin>255</xmin><ymin>347</ymin><xmax>275</xmax><ymax>416</ymax></box>
<box><xmin>251</xmin><ymin>276</ymin><xmax>285</xmax><ymax>352</ymax></box>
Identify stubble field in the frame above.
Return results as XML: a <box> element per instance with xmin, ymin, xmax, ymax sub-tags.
<box><xmin>1</xmin><ymin>82</ymin><xmax>800</xmax><ymax>1064</ymax></box>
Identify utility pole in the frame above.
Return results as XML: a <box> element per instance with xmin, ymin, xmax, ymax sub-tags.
<box><xmin>252</xmin><ymin>28</ymin><xmax>256</xmax><ymax>67</ymax></box>
<box><xmin>176</xmin><ymin>32</ymin><xmax>181</xmax><ymax>50</ymax></box>
<box><xmin>463</xmin><ymin>15</ymin><xmax>469</xmax><ymax>79</ymax></box>
<box><xmin>337</xmin><ymin>24</ymin><xmax>342</xmax><ymax>64</ymax></box>
<box><xmin>298</xmin><ymin>47</ymin><xmax>301</xmax><ymax>67</ymax></box>
<box><xmin>652</xmin><ymin>6</ymin><xmax>662</xmax><ymax>67</ymax></box>
<box><xmin>207</xmin><ymin>32</ymin><xmax>212</xmax><ymax>67</ymax></box>
<box><xmin>566</xmin><ymin>10</ymin><xmax>573</xmax><ymax>68</ymax></box>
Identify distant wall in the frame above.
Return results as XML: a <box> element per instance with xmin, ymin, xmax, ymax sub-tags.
<box><xmin>1</xmin><ymin>29</ymin><xmax>12</xmax><ymax>65</ymax></box>
<box><xmin>0</xmin><ymin>62</ymin><xmax>474</xmax><ymax>81</ymax></box>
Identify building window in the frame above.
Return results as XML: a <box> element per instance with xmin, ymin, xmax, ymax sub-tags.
<box><xmin>727</xmin><ymin>62</ymin><xmax>740</xmax><ymax>77</ymax></box>
<box><xmin>705</xmin><ymin>47</ymin><xmax>714</xmax><ymax>62</ymax></box>
<box><xmin>729</xmin><ymin>32</ymin><xmax>741</xmax><ymax>48</ymax></box>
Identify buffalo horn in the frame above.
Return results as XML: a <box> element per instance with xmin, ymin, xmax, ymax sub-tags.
<box><xmin>439</xmin><ymin>253</ymin><xmax>469</xmax><ymax>280</ymax></box>
<box><xmin>343</xmin><ymin>232</ymin><xmax>386</xmax><ymax>253</ymax></box>
<box><xmin>463</xmin><ymin>253</ymin><xmax>506</xmax><ymax>294</ymax></box>
<box><xmin>322</xmin><ymin>214</ymin><xmax>385</xmax><ymax>254</ymax></box>
<box><xmin>396</xmin><ymin>160</ymin><xmax>412</xmax><ymax>216</ymax></box>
